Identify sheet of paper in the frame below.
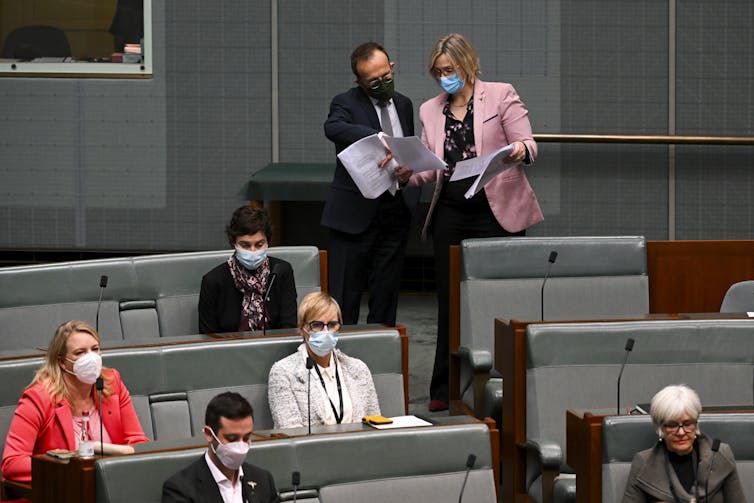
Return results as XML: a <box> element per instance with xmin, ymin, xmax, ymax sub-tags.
<box><xmin>448</xmin><ymin>144</ymin><xmax>521</xmax><ymax>199</ymax></box>
<box><xmin>337</xmin><ymin>133</ymin><xmax>396</xmax><ymax>199</ymax></box>
<box><xmin>383</xmin><ymin>135</ymin><xmax>446</xmax><ymax>173</ymax></box>
<box><xmin>368</xmin><ymin>414</ymin><xmax>434</xmax><ymax>429</ymax></box>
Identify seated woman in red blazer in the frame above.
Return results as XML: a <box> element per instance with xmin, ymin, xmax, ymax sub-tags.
<box><xmin>1</xmin><ymin>320</ymin><xmax>149</xmax><ymax>482</ymax></box>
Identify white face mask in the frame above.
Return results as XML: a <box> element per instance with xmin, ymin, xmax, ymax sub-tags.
<box><xmin>65</xmin><ymin>351</ymin><xmax>102</xmax><ymax>385</ymax></box>
<box><xmin>208</xmin><ymin>427</ymin><xmax>251</xmax><ymax>471</ymax></box>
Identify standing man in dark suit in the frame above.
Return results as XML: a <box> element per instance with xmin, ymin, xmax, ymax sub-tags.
<box><xmin>323</xmin><ymin>41</ymin><xmax>420</xmax><ymax>326</ymax></box>
<box><xmin>162</xmin><ymin>392</ymin><xmax>279</xmax><ymax>503</ymax></box>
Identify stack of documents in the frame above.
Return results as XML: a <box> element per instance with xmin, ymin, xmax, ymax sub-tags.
<box><xmin>338</xmin><ymin>134</ymin><xmax>522</xmax><ymax>200</ymax></box>
<box><xmin>337</xmin><ymin>134</ymin><xmax>445</xmax><ymax>199</ymax></box>
<box><xmin>449</xmin><ymin>144</ymin><xmax>521</xmax><ymax>199</ymax></box>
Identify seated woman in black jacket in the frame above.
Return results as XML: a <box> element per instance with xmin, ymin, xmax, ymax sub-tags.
<box><xmin>198</xmin><ymin>206</ymin><xmax>297</xmax><ymax>334</ymax></box>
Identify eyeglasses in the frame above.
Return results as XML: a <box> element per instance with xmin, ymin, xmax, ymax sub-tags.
<box><xmin>662</xmin><ymin>419</ymin><xmax>698</xmax><ymax>434</ymax></box>
<box><xmin>306</xmin><ymin>320</ymin><xmax>341</xmax><ymax>332</ymax></box>
<box><xmin>364</xmin><ymin>72</ymin><xmax>394</xmax><ymax>90</ymax></box>
<box><xmin>431</xmin><ymin>65</ymin><xmax>456</xmax><ymax>78</ymax></box>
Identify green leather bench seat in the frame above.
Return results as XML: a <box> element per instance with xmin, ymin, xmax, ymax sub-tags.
<box><xmin>0</xmin><ymin>246</ymin><xmax>322</xmax><ymax>351</ymax></box>
<box><xmin>457</xmin><ymin>236</ymin><xmax>648</xmax><ymax>413</ymax></box>
<box><xmin>94</xmin><ymin>423</ymin><xmax>495</xmax><ymax>503</ymax></box>
<box><xmin>522</xmin><ymin>318</ymin><xmax>754</xmax><ymax>503</ymax></box>
<box><xmin>0</xmin><ymin>328</ymin><xmax>405</xmax><ymax>467</ymax></box>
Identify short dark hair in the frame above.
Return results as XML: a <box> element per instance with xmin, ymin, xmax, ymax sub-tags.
<box><xmin>350</xmin><ymin>41</ymin><xmax>389</xmax><ymax>78</ymax></box>
<box><xmin>205</xmin><ymin>392</ymin><xmax>254</xmax><ymax>432</ymax></box>
<box><xmin>225</xmin><ymin>206</ymin><xmax>273</xmax><ymax>247</ymax></box>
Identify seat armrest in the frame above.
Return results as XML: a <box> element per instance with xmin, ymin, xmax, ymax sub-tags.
<box><xmin>453</xmin><ymin>346</ymin><xmax>492</xmax><ymax>372</ymax></box>
<box><xmin>525</xmin><ymin>439</ymin><xmax>564</xmax><ymax>503</ymax></box>
<box><xmin>525</xmin><ymin>438</ymin><xmax>563</xmax><ymax>470</ymax></box>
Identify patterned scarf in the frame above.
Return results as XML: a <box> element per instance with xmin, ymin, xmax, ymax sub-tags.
<box><xmin>227</xmin><ymin>253</ymin><xmax>270</xmax><ymax>331</ymax></box>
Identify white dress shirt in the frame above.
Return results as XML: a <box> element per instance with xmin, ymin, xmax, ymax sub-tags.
<box><xmin>369</xmin><ymin>96</ymin><xmax>404</xmax><ymax>138</ymax></box>
<box><xmin>205</xmin><ymin>451</ymin><xmax>245</xmax><ymax>503</ymax></box>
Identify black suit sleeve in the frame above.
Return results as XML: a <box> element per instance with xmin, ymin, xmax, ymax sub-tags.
<box><xmin>161</xmin><ymin>474</ymin><xmax>195</xmax><ymax>503</ymax></box>
<box><xmin>324</xmin><ymin>91</ymin><xmax>379</xmax><ymax>147</ymax></box>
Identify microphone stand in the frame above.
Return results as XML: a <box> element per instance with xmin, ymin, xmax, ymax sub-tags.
<box><xmin>458</xmin><ymin>454</ymin><xmax>476</xmax><ymax>503</ymax></box>
<box><xmin>95</xmin><ymin>275</ymin><xmax>108</xmax><ymax>333</ymax></box>
<box><xmin>262</xmin><ymin>270</ymin><xmax>278</xmax><ymax>336</ymax></box>
<box><xmin>616</xmin><ymin>338</ymin><xmax>635</xmax><ymax>414</ymax></box>
<box><xmin>306</xmin><ymin>357</ymin><xmax>314</xmax><ymax>435</ymax></box>
<box><xmin>291</xmin><ymin>471</ymin><xmax>300</xmax><ymax>503</ymax></box>
<box><xmin>705</xmin><ymin>438</ymin><xmax>720</xmax><ymax>501</ymax></box>
<box><xmin>96</xmin><ymin>376</ymin><xmax>104</xmax><ymax>457</ymax></box>
<box><xmin>540</xmin><ymin>251</ymin><xmax>557</xmax><ymax>321</ymax></box>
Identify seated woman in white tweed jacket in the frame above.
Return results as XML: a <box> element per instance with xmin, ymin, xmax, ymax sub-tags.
<box><xmin>267</xmin><ymin>292</ymin><xmax>381</xmax><ymax>429</ymax></box>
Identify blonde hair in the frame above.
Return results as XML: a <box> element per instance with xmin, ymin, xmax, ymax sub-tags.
<box><xmin>650</xmin><ymin>384</ymin><xmax>702</xmax><ymax>437</ymax></box>
<box><xmin>297</xmin><ymin>292</ymin><xmax>342</xmax><ymax>329</ymax></box>
<box><xmin>427</xmin><ymin>33</ymin><xmax>480</xmax><ymax>85</ymax></box>
<box><xmin>28</xmin><ymin>320</ymin><xmax>112</xmax><ymax>403</ymax></box>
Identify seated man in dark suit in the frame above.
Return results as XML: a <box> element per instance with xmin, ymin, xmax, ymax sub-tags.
<box><xmin>162</xmin><ymin>392</ymin><xmax>279</xmax><ymax>503</ymax></box>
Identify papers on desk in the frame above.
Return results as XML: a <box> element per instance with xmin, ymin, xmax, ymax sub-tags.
<box><xmin>337</xmin><ymin>134</ymin><xmax>445</xmax><ymax>199</ymax></box>
<box><xmin>366</xmin><ymin>415</ymin><xmax>434</xmax><ymax>429</ymax></box>
<box><xmin>449</xmin><ymin>144</ymin><xmax>520</xmax><ymax>199</ymax></box>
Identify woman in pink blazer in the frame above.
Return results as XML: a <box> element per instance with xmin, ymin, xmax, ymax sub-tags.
<box><xmin>407</xmin><ymin>33</ymin><xmax>543</xmax><ymax>411</ymax></box>
<box><xmin>1</xmin><ymin>320</ymin><xmax>148</xmax><ymax>482</ymax></box>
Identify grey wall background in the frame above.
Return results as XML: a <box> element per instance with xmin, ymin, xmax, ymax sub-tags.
<box><xmin>1</xmin><ymin>0</ymin><xmax>752</xmax><ymax>253</ymax></box>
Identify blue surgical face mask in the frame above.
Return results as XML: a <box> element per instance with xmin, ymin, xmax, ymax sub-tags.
<box><xmin>439</xmin><ymin>73</ymin><xmax>464</xmax><ymax>94</ymax></box>
<box><xmin>235</xmin><ymin>247</ymin><xmax>267</xmax><ymax>270</ymax></box>
<box><xmin>306</xmin><ymin>330</ymin><xmax>338</xmax><ymax>357</ymax></box>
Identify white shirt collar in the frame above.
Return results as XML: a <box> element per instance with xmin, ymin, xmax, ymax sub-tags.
<box><xmin>204</xmin><ymin>450</ymin><xmax>244</xmax><ymax>489</ymax></box>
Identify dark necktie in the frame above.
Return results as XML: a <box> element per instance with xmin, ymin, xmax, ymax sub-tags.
<box><xmin>378</xmin><ymin>101</ymin><xmax>394</xmax><ymax>136</ymax></box>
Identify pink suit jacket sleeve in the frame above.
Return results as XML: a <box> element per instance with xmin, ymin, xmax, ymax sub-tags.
<box><xmin>1</xmin><ymin>368</ymin><xmax>148</xmax><ymax>483</ymax></box>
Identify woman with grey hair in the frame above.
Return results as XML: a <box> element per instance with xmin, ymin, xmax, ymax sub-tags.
<box><xmin>622</xmin><ymin>384</ymin><xmax>746</xmax><ymax>502</ymax></box>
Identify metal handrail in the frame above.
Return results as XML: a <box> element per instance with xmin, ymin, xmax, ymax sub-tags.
<box><xmin>533</xmin><ymin>133</ymin><xmax>754</xmax><ymax>145</ymax></box>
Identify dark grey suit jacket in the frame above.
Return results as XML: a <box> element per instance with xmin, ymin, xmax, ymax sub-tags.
<box><xmin>622</xmin><ymin>434</ymin><xmax>745</xmax><ymax>502</ymax></box>
<box><xmin>322</xmin><ymin>86</ymin><xmax>421</xmax><ymax>234</ymax></box>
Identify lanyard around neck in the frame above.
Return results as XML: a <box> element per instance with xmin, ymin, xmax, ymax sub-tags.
<box><xmin>313</xmin><ymin>357</ymin><xmax>343</xmax><ymax>424</ymax></box>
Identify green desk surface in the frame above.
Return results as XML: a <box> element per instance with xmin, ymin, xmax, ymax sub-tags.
<box><xmin>245</xmin><ymin>163</ymin><xmax>334</xmax><ymax>201</ymax></box>
<box><xmin>244</xmin><ymin>162</ymin><xmax>433</xmax><ymax>202</ymax></box>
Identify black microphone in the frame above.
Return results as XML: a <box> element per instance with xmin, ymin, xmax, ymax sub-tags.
<box><xmin>264</xmin><ymin>264</ymin><xmax>280</xmax><ymax>302</ymax></box>
<box><xmin>291</xmin><ymin>471</ymin><xmax>301</xmax><ymax>503</ymax></box>
<box><xmin>616</xmin><ymin>338</ymin><xmax>635</xmax><ymax>414</ymax></box>
<box><xmin>96</xmin><ymin>376</ymin><xmax>104</xmax><ymax>457</ymax></box>
<box><xmin>704</xmin><ymin>438</ymin><xmax>721</xmax><ymax>501</ymax></box>
<box><xmin>262</xmin><ymin>265</ymin><xmax>280</xmax><ymax>336</ymax></box>
<box><xmin>458</xmin><ymin>454</ymin><xmax>476</xmax><ymax>503</ymax></box>
<box><xmin>95</xmin><ymin>275</ymin><xmax>108</xmax><ymax>333</ymax></box>
<box><xmin>306</xmin><ymin>357</ymin><xmax>314</xmax><ymax>435</ymax></box>
<box><xmin>540</xmin><ymin>251</ymin><xmax>558</xmax><ymax>320</ymax></box>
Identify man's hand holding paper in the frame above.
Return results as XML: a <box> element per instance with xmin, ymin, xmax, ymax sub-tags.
<box><xmin>337</xmin><ymin>134</ymin><xmax>397</xmax><ymax>198</ymax></box>
<box><xmin>337</xmin><ymin>133</ymin><xmax>445</xmax><ymax>199</ymax></box>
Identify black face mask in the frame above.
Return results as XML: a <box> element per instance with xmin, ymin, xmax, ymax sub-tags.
<box><xmin>365</xmin><ymin>78</ymin><xmax>395</xmax><ymax>103</ymax></box>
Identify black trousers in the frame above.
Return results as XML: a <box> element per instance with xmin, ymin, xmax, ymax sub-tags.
<box><xmin>429</xmin><ymin>196</ymin><xmax>524</xmax><ymax>403</ymax></box>
<box><xmin>327</xmin><ymin>193</ymin><xmax>411</xmax><ymax>326</ymax></box>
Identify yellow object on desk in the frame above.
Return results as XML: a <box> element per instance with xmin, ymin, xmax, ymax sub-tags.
<box><xmin>362</xmin><ymin>415</ymin><xmax>394</xmax><ymax>425</ymax></box>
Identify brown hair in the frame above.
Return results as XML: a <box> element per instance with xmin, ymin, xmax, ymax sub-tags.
<box><xmin>225</xmin><ymin>206</ymin><xmax>273</xmax><ymax>247</ymax></box>
<box><xmin>350</xmin><ymin>41</ymin><xmax>390</xmax><ymax>79</ymax></box>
